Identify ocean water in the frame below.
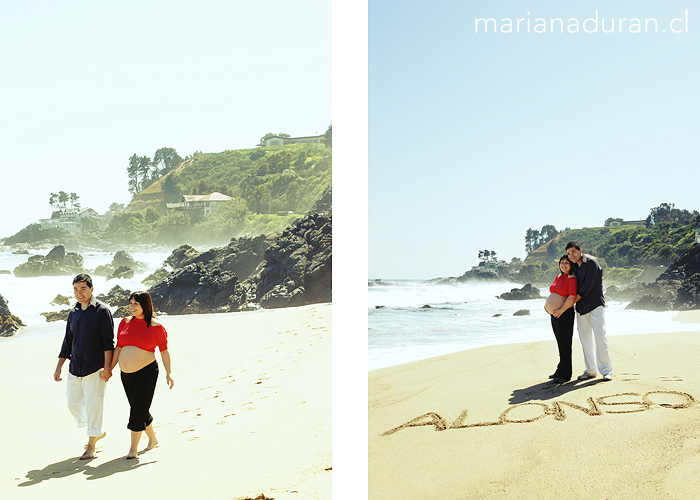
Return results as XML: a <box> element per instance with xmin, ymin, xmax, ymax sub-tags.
<box><xmin>0</xmin><ymin>248</ymin><xmax>173</xmax><ymax>330</ymax></box>
<box><xmin>368</xmin><ymin>279</ymin><xmax>699</xmax><ymax>371</ymax></box>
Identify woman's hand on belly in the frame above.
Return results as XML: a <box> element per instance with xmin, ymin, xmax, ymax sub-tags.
<box><xmin>544</xmin><ymin>293</ymin><xmax>566</xmax><ymax>315</ymax></box>
<box><xmin>118</xmin><ymin>346</ymin><xmax>156</xmax><ymax>373</ymax></box>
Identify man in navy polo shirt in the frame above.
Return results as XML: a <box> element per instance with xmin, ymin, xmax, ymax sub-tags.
<box><xmin>54</xmin><ymin>274</ymin><xmax>115</xmax><ymax>459</ymax></box>
<box><xmin>566</xmin><ymin>241</ymin><xmax>613</xmax><ymax>381</ymax></box>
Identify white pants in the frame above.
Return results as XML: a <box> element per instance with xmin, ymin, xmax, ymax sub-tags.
<box><xmin>576</xmin><ymin>306</ymin><xmax>613</xmax><ymax>376</ymax></box>
<box><xmin>66</xmin><ymin>371</ymin><xmax>106</xmax><ymax>437</ymax></box>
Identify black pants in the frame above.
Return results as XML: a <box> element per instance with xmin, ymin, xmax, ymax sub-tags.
<box><xmin>121</xmin><ymin>361</ymin><xmax>159</xmax><ymax>432</ymax></box>
<box><xmin>550</xmin><ymin>307</ymin><xmax>574</xmax><ymax>380</ymax></box>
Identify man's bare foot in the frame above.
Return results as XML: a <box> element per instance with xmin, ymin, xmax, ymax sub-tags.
<box><xmin>126</xmin><ymin>449</ymin><xmax>139</xmax><ymax>459</ymax></box>
<box><xmin>80</xmin><ymin>447</ymin><xmax>97</xmax><ymax>460</ymax></box>
<box><xmin>144</xmin><ymin>438</ymin><xmax>158</xmax><ymax>451</ymax></box>
<box><xmin>84</xmin><ymin>432</ymin><xmax>107</xmax><ymax>449</ymax></box>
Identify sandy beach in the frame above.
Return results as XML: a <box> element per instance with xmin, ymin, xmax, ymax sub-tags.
<box><xmin>370</xmin><ymin>310</ymin><xmax>700</xmax><ymax>499</ymax></box>
<box><xmin>0</xmin><ymin>303</ymin><xmax>331</xmax><ymax>500</ymax></box>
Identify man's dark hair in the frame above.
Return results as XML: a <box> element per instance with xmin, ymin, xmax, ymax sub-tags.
<box><xmin>72</xmin><ymin>273</ymin><xmax>93</xmax><ymax>288</ymax></box>
<box><xmin>565</xmin><ymin>241</ymin><xmax>582</xmax><ymax>251</ymax></box>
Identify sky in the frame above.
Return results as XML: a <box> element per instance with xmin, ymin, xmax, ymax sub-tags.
<box><xmin>0</xmin><ymin>0</ymin><xmax>331</xmax><ymax>238</ymax></box>
<box><xmin>369</xmin><ymin>0</ymin><xmax>700</xmax><ymax>279</ymax></box>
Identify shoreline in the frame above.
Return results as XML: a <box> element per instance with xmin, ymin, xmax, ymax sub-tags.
<box><xmin>1</xmin><ymin>303</ymin><xmax>331</xmax><ymax>500</ymax></box>
<box><xmin>370</xmin><ymin>327</ymin><xmax>700</xmax><ymax>499</ymax></box>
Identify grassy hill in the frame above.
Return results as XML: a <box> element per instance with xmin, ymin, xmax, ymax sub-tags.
<box><xmin>519</xmin><ymin>219</ymin><xmax>699</xmax><ymax>286</ymax></box>
<box><xmin>109</xmin><ymin>143</ymin><xmax>331</xmax><ymax>246</ymax></box>
<box><xmin>128</xmin><ymin>144</ymin><xmax>331</xmax><ymax>216</ymax></box>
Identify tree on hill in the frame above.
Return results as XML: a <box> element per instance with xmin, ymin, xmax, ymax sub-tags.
<box><xmin>646</xmin><ymin>203</ymin><xmax>699</xmax><ymax>227</ymax></box>
<box><xmin>525</xmin><ymin>225</ymin><xmax>559</xmax><ymax>254</ymax></box>
<box><xmin>49</xmin><ymin>191</ymin><xmax>79</xmax><ymax>212</ymax></box>
<box><xmin>127</xmin><ymin>147</ymin><xmax>183</xmax><ymax>197</ymax></box>
<box><xmin>153</xmin><ymin>147</ymin><xmax>183</xmax><ymax>176</ymax></box>
<box><xmin>322</xmin><ymin>124</ymin><xmax>332</xmax><ymax>148</ymax></box>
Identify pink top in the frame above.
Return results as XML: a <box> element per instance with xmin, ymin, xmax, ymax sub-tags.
<box><xmin>116</xmin><ymin>317</ymin><xmax>168</xmax><ymax>352</ymax></box>
<box><xmin>549</xmin><ymin>273</ymin><xmax>578</xmax><ymax>297</ymax></box>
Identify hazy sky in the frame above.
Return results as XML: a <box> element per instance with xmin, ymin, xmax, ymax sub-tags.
<box><xmin>0</xmin><ymin>0</ymin><xmax>331</xmax><ymax>238</ymax></box>
<box><xmin>369</xmin><ymin>0</ymin><xmax>700</xmax><ymax>279</ymax></box>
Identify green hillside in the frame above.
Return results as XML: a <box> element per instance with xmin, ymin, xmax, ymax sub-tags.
<box><xmin>110</xmin><ymin>143</ymin><xmax>331</xmax><ymax>245</ymax></box>
<box><xmin>128</xmin><ymin>143</ymin><xmax>331</xmax><ymax>215</ymax></box>
<box><xmin>518</xmin><ymin>206</ymin><xmax>700</xmax><ymax>285</ymax></box>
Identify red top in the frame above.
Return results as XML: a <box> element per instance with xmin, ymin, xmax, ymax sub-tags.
<box><xmin>549</xmin><ymin>273</ymin><xmax>578</xmax><ymax>297</ymax></box>
<box><xmin>116</xmin><ymin>317</ymin><xmax>168</xmax><ymax>352</ymax></box>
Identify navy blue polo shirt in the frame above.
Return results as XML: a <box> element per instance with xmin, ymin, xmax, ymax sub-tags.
<box><xmin>574</xmin><ymin>254</ymin><xmax>605</xmax><ymax>316</ymax></box>
<box><xmin>59</xmin><ymin>296</ymin><xmax>115</xmax><ymax>377</ymax></box>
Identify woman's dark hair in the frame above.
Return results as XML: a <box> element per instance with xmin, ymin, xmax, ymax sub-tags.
<box><xmin>559</xmin><ymin>255</ymin><xmax>578</xmax><ymax>275</ymax></box>
<box><xmin>130</xmin><ymin>291</ymin><xmax>156</xmax><ymax>327</ymax></box>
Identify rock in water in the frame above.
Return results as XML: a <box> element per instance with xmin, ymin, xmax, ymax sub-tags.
<box><xmin>498</xmin><ymin>283</ymin><xmax>541</xmax><ymax>300</ymax></box>
<box><xmin>0</xmin><ymin>294</ymin><xmax>24</xmax><ymax>337</ymax></box>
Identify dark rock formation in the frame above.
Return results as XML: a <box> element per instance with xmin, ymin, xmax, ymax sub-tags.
<box><xmin>513</xmin><ymin>309</ymin><xmax>531</xmax><ymax>316</ymax></box>
<box><xmin>113</xmin><ymin>305</ymin><xmax>131</xmax><ymax>318</ymax></box>
<box><xmin>96</xmin><ymin>285</ymin><xmax>132</xmax><ymax>307</ymax></box>
<box><xmin>94</xmin><ymin>250</ymin><xmax>147</xmax><ymax>277</ymax></box>
<box><xmin>165</xmin><ymin>236</ymin><xmax>273</xmax><ymax>282</ymax></box>
<box><xmin>246</xmin><ymin>213</ymin><xmax>332</xmax><ymax>309</ymax></box>
<box><xmin>13</xmin><ymin>245</ymin><xmax>87</xmax><ymax>277</ymax></box>
<box><xmin>610</xmin><ymin>244</ymin><xmax>700</xmax><ymax>311</ymax></box>
<box><xmin>0</xmin><ymin>270</ymin><xmax>10</xmax><ymax>275</ymax></box>
<box><xmin>0</xmin><ymin>294</ymin><xmax>24</xmax><ymax>337</ymax></box>
<box><xmin>51</xmin><ymin>294</ymin><xmax>71</xmax><ymax>306</ymax></box>
<box><xmin>498</xmin><ymin>284</ymin><xmax>541</xmax><ymax>300</ymax></box>
<box><xmin>146</xmin><ymin>211</ymin><xmax>332</xmax><ymax>314</ymax></box>
<box><xmin>108</xmin><ymin>266</ymin><xmax>135</xmax><ymax>280</ymax></box>
<box><xmin>41</xmin><ymin>310</ymin><xmax>71</xmax><ymax>322</ymax></box>
<box><xmin>141</xmin><ymin>267</ymin><xmax>171</xmax><ymax>287</ymax></box>
<box><xmin>149</xmin><ymin>263</ymin><xmax>244</xmax><ymax>315</ymax></box>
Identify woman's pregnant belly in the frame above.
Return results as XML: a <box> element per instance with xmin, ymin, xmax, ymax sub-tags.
<box><xmin>119</xmin><ymin>346</ymin><xmax>156</xmax><ymax>373</ymax></box>
<box><xmin>544</xmin><ymin>293</ymin><xmax>567</xmax><ymax>315</ymax></box>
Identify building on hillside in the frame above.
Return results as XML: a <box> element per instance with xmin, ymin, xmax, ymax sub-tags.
<box><xmin>605</xmin><ymin>218</ymin><xmax>645</xmax><ymax>227</ymax></box>
<box><xmin>471</xmin><ymin>260</ymin><xmax>507</xmax><ymax>275</ymax></box>
<box><xmin>264</xmin><ymin>134</ymin><xmax>324</xmax><ymax>147</ymax></box>
<box><xmin>39</xmin><ymin>208</ymin><xmax>101</xmax><ymax>233</ymax></box>
<box><xmin>166</xmin><ymin>192</ymin><xmax>233</xmax><ymax>217</ymax></box>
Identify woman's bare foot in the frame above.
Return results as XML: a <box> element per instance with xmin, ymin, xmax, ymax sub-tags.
<box><xmin>126</xmin><ymin>449</ymin><xmax>139</xmax><ymax>459</ymax></box>
<box><xmin>144</xmin><ymin>438</ymin><xmax>158</xmax><ymax>451</ymax></box>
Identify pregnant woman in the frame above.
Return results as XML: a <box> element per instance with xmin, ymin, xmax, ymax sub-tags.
<box><xmin>111</xmin><ymin>291</ymin><xmax>174</xmax><ymax>459</ymax></box>
<box><xmin>544</xmin><ymin>255</ymin><xmax>578</xmax><ymax>383</ymax></box>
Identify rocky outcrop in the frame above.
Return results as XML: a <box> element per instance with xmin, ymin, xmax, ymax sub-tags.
<box><xmin>13</xmin><ymin>245</ymin><xmax>87</xmax><ymax>277</ymax></box>
<box><xmin>148</xmin><ymin>263</ymin><xmax>245</xmax><ymax>315</ymax></box>
<box><xmin>164</xmin><ymin>236</ymin><xmax>273</xmax><ymax>282</ymax></box>
<box><xmin>498</xmin><ymin>284</ymin><xmax>541</xmax><ymax>300</ymax></box>
<box><xmin>41</xmin><ymin>310</ymin><xmax>71</xmax><ymax>322</ymax></box>
<box><xmin>0</xmin><ymin>294</ymin><xmax>24</xmax><ymax>337</ymax></box>
<box><xmin>611</xmin><ymin>244</ymin><xmax>700</xmax><ymax>311</ymax></box>
<box><xmin>108</xmin><ymin>266</ymin><xmax>134</xmax><ymax>280</ymax></box>
<box><xmin>146</xmin><ymin>211</ymin><xmax>332</xmax><ymax>314</ymax></box>
<box><xmin>51</xmin><ymin>294</ymin><xmax>71</xmax><ymax>306</ymax></box>
<box><xmin>244</xmin><ymin>213</ymin><xmax>332</xmax><ymax>309</ymax></box>
<box><xmin>96</xmin><ymin>285</ymin><xmax>132</xmax><ymax>307</ymax></box>
<box><xmin>94</xmin><ymin>250</ymin><xmax>147</xmax><ymax>278</ymax></box>
<box><xmin>141</xmin><ymin>267</ymin><xmax>171</xmax><ymax>287</ymax></box>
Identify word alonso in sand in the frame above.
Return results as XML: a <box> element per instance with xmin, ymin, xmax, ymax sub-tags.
<box><xmin>381</xmin><ymin>391</ymin><xmax>696</xmax><ymax>437</ymax></box>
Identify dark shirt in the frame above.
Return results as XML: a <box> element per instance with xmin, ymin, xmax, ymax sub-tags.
<box><xmin>574</xmin><ymin>254</ymin><xmax>605</xmax><ymax>316</ymax></box>
<box><xmin>59</xmin><ymin>297</ymin><xmax>115</xmax><ymax>377</ymax></box>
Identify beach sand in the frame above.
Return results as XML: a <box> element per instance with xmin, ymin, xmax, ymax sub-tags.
<box><xmin>370</xmin><ymin>314</ymin><xmax>700</xmax><ymax>500</ymax></box>
<box><xmin>0</xmin><ymin>303</ymin><xmax>331</xmax><ymax>500</ymax></box>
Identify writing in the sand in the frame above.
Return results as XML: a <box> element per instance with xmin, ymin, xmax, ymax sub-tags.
<box><xmin>381</xmin><ymin>391</ymin><xmax>696</xmax><ymax>436</ymax></box>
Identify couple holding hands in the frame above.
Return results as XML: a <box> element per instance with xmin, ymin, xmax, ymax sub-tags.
<box><xmin>544</xmin><ymin>241</ymin><xmax>613</xmax><ymax>384</ymax></box>
<box><xmin>53</xmin><ymin>274</ymin><xmax>174</xmax><ymax>460</ymax></box>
